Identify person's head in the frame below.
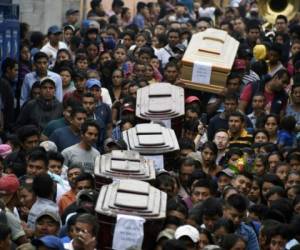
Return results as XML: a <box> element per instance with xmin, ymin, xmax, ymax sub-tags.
<box><xmin>163</xmin><ymin>63</ymin><xmax>178</xmax><ymax>83</ymax></box>
<box><xmin>265</xmin><ymin>186</ymin><xmax>286</xmax><ymax>207</ymax></box>
<box><xmin>80</xmin><ymin>120</ymin><xmax>100</xmax><ymax>147</ymax></box>
<box><xmin>200</xmin><ymin>197</ymin><xmax>223</xmax><ymax>232</ymax></box>
<box><xmin>223</xmin><ymin>194</ymin><xmax>248</xmax><ymax>228</ymax></box>
<box><xmin>67</xmin><ymin>165</ymin><xmax>83</xmax><ymax>188</ymax></box>
<box><xmin>198</xmin><ymin>228</ymin><xmax>214</xmax><ymax>250</ymax></box>
<box><xmin>174</xmin><ymin>225</ymin><xmax>199</xmax><ymax>250</ymax></box>
<box><xmin>220</xmin><ymin>234</ymin><xmax>246</xmax><ymax>250</ymax></box>
<box><xmin>217</xmin><ymin>169</ymin><xmax>235</xmax><ymax>192</ymax></box>
<box><xmin>196</xmin><ymin>17</ymin><xmax>212</xmax><ymax>32</ymax></box>
<box><xmin>179</xmin><ymin>138</ymin><xmax>196</xmax><ymax>158</ymax></box>
<box><xmin>69</xmin><ymin>106</ymin><xmax>88</xmax><ymax>132</ymax></box>
<box><xmin>232</xmin><ymin>171</ymin><xmax>253</xmax><ymax>196</ymax></box>
<box><xmin>252</xmin><ymin>93</ymin><xmax>266</xmax><ymax>111</ymax></box>
<box><xmin>254</xmin><ymin>153</ymin><xmax>268</xmax><ymax>176</ymax></box>
<box><xmin>34</xmin><ymin>52</ymin><xmax>49</xmax><ymax>75</ymax></box>
<box><xmin>47</xmin><ymin>25</ymin><xmax>62</xmax><ymax>46</ymax></box>
<box><xmin>264</xmin><ymin>114</ymin><xmax>280</xmax><ymax>137</ymax></box>
<box><xmin>267</xmin><ymin>151</ymin><xmax>283</xmax><ymax>173</ymax></box>
<box><xmin>265</xmin><ymin>223</ymin><xmax>289</xmax><ymax>250</ymax></box>
<box><xmin>0</xmin><ymin>174</ymin><xmax>20</xmax><ymax>207</ymax></box>
<box><xmin>280</xmin><ymin>116</ymin><xmax>296</xmax><ymax>133</ymax></box>
<box><xmin>286</xmin><ymin>171</ymin><xmax>300</xmax><ymax>189</ymax></box>
<box><xmin>39</xmin><ymin>77</ymin><xmax>56</xmax><ymax>101</ymax></box>
<box><xmin>167</xmin><ymin>29</ymin><xmax>181</xmax><ymax>49</ymax></box>
<box><xmin>275</xmin><ymin>15</ymin><xmax>288</xmax><ymax>33</ymax></box>
<box><xmin>0</xmin><ymin>224</ymin><xmax>11</xmax><ymax>250</ymax></box>
<box><xmin>179</xmin><ymin>157</ymin><xmax>196</xmax><ymax>187</ymax></box>
<box><xmin>233</xmin><ymin>17</ymin><xmax>246</xmax><ymax>34</ymax></box>
<box><xmin>35</xmin><ymin>210</ymin><xmax>61</xmax><ymax>238</ymax></box>
<box><xmin>26</xmin><ymin>149</ymin><xmax>48</xmax><ymax>177</ymax></box>
<box><xmin>191</xmin><ymin>179</ymin><xmax>217</xmax><ymax>205</ymax></box>
<box><xmin>58</xmin><ymin>66</ymin><xmax>73</xmax><ymax>89</ymax></box>
<box><xmin>33</xmin><ymin>173</ymin><xmax>54</xmax><ymax>199</ymax></box>
<box><xmin>288</xmin><ymin>153</ymin><xmax>300</xmax><ymax>172</ymax></box>
<box><xmin>85</xmin><ymin>78</ymin><xmax>102</xmax><ymax>101</ymax></box>
<box><xmin>226</xmin><ymin>72</ymin><xmax>242</xmax><ymax>93</ymax></box>
<box><xmin>224</xmin><ymin>94</ymin><xmax>238</xmax><ymax>115</ymax></box>
<box><xmin>201</xmin><ymin>142</ymin><xmax>218</xmax><ymax>167</ymax></box>
<box><xmin>248</xmin><ymin>177</ymin><xmax>262</xmax><ymax>203</ymax></box>
<box><xmin>213</xmin><ymin>130</ymin><xmax>229</xmax><ymax>151</ymax></box>
<box><xmin>113</xmin><ymin>44</ymin><xmax>127</xmax><ymax>64</ymax></box>
<box><xmin>19</xmin><ymin>182</ymin><xmax>36</xmax><ymax>212</ymax></box>
<box><xmin>63</xmin><ymin>25</ymin><xmax>75</xmax><ymax>44</ymax></box>
<box><xmin>112</xmin><ymin>68</ymin><xmax>123</xmax><ymax>87</ymax></box>
<box><xmin>228</xmin><ymin>112</ymin><xmax>245</xmax><ymax>135</ymax></box>
<box><xmin>72</xmin><ymin>213</ymin><xmax>99</xmax><ymax>250</ymax></box>
<box><xmin>269</xmin><ymin>69</ymin><xmax>290</xmax><ymax>92</ymax></box>
<box><xmin>246</xmin><ymin>20</ymin><xmax>261</xmax><ymax>43</ymax></box>
<box><xmin>212</xmin><ymin>218</ymin><xmax>235</xmax><ymax>245</ymax></box>
<box><xmin>17</xmin><ymin>125</ymin><xmax>40</xmax><ymax>151</ymax></box>
<box><xmin>273</xmin><ymin>162</ymin><xmax>289</xmax><ymax>183</ymax></box>
<box><xmin>75</xmin><ymin>53</ymin><xmax>89</xmax><ymax>71</ymax></box>
<box><xmin>74</xmin><ymin>173</ymin><xmax>95</xmax><ymax>194</ymax></box>
<box><xmin>291</xmin><ymin>83</ymin><xmax>300</xmax><ymax>105</ymax></box>
<box><xmin>1</xmin><ymin>57</ymin><xmax>18</xmax><ymax>81</ymax></box>
<box><xmin>47</xmin><ymin>151</ymin><xmax>64</xmax><ymax>176</ymax></box>
<box><xmin>82</xmin><ymin>92</ymin><xmax>96</xmax><ymax>115</ymax></box>
<box><xmin>183</xmin><ymin>119</ymin><xmax>199</xmax><ymax>141</ymax></box>
<box><xmin>268</xmin><ymin>43</ymin><xmax>283</xmax><ymax>65</ymax></box>
<box><xmin>261</xmin><ymin>174</ymin><xmax>284</xmax><ymax>200</ymax></box>
<box><xmin>254</xmin><ymin>129</ymin><xmax>269</xmax><ymax>144</ymax></box>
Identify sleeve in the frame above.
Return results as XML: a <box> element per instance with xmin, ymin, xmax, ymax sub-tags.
<box><xmin>55</xmin><ymin>75</ymin><xmax>63</xmax><ymax>102</ymax></box>
<box><xmin>61</xmin><ymin>149</ymin><xmax>71</xmax><ymax>167</ymax></box>
<box><xmin>49</xmin><ymin>130</ymin><xmax>59</xmax><ymax>148</ymax></box>
<box><xmin>240</xmin><ymin>84</ymin><xmax>253</xmax><ymax>103</ymax></box>
<box><xmin>246</xmin><ymin>226</ymin><xmax>260</xmax><ymax>250</ymax></box>
<box><xmin>5</xmin><ymin>211</ymin><xmax>26</xmax><ymax>241</ymax></box>
<box><xmin>101</xmin><ymin>88</ymin><xmax>112</xmax><ymax>107</ymax></box>
<box><xmin>15</xmin><ymin>103</ymin><xmax>31</xmax><ymax>128</ymax></box>
<box><xmin>20</xmin><ymin>74</ymin><xmax>30</xmax><ymax>107</ymax></box>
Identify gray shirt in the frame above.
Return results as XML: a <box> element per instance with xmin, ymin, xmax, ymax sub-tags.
<box><xmin>62</xmin><ymin>143</ymin><xmax>100</xmax><ymax>174</ymax></box>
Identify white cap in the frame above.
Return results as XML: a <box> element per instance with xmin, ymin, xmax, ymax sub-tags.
<box><xmin>174</xmin><ymin>225</ymin><xmax>200</xmax><ymax>243</ymax></box>
<box><xmin>40</xmin><ymin>141</ymin><xmax>57</xmax><ymax>152</ymax></box>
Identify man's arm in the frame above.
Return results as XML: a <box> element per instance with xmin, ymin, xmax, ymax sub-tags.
<box><xmin>54</xmin><ymin>74</ymin><xmax>63</xmax><ymax>102</ymax></box>
<box><xmin>20</xmin><ymin>74</ymin><xmax>31</xmax><ymax>107</ymax></box>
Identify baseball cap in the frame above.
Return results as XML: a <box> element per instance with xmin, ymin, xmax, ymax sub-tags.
<box><xmin>48</xmin><ymin>25</ymin><xmax>62</xmax><ymax>35</ymax></box>
<box><xmin>156</xmin><ymin>228</ymin><xmax>175</xmax><ymax>241</ymax></box>
<box><xmin>216</xmin><ymin>168</ymin><xmax>235</xmax><ymax>178</ymax></box>
<box><xmin>77</xmin><ymin>189</ymin><xmax>98</xmax><ymax>204</ymax></box>
<box><xmin>40</xmin><ymin>77</ymin><xmax>56</xmax><ymax>87</ymax></box>
<box><xmin>86</xmin><ymin>78</ymin><xmax>101</xmax><ymax>89</ymax></box>
<box><xmin>66</xmin><ymin>8</ymin><xmax>79</xmax><ymax>16</ymax></box>
<box><xmin>121</xmin><ymin>103</ymin><xmax>135</xmax><ymax>113</ymax></box>
<box><xmin>185</xmin><ymin>96</ymin><xmax>200</xmax><ymax>104</ymax></box>
<box><xmin>0</xmin><ymin>174</ymin><xmax>20</xmax><ymax>194</ymax></box>
<box><xmin>175</xmin><ymin>225</ymin><xmax>200</xmax><ymax>243</ymax></box>
<box><xmin>0</xmin><ymin>144</ymin><xmax>12</xmax><ymax>158</ymax></box>
<box><xmin>36</xmin><ymin>210</ymin><xmax>61</xmax><ymax>225</ymax></box>
<box><xmin>40</xmin><ymin>141</ymin><xmax>57</xmax><ymax>152</ymax></box>
<box><xmin>32</xmin><ymin>235</ymin><xmax>65</xmax><ymax>250</ymax></box>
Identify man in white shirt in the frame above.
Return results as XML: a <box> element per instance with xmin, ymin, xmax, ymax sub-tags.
<box><xmin>41</xmin><ymin>25</ymin><xmax>68</xmax><ymax>68</ymax></box>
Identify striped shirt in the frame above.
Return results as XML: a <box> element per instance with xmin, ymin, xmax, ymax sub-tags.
<box><xmin>228</xmin><ymin>129</ymin><xmax>253</xmax><ymax>149</ymax></box>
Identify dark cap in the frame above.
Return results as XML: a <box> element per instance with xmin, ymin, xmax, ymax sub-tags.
<box><xmin>48</xmin><ymin>25</ymin><xmax>62</xmax><ymax>35</ymax></box>
<box><xmin>77</xmin><ymin>189</ymin><xmax>98</xmax><ymax>204</ymax></box>
<box><xmin>66</xmin><ymin>8</ymin><xmax>79</xmax><ymax>16</ymax></box>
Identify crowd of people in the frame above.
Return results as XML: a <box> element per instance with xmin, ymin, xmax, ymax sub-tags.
<box><xmin>1</xmin><ymin>0</ymin><xmax>300</xmax><ymax>249</ymax></box>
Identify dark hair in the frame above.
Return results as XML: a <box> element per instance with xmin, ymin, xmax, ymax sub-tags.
<box><xmin>192</xmin><ymin>179</ymin><xmax>218</xmax><ymax>196</ymax></box>
<box><xmin>33</xmin><ymin>51</ymin><xmax>49</xmax><ymax>63</ymax></box>
<box><xmin>28</xmin><ymin>148</ymin><xmax>49</xmax><ymax>167</ymax></box>
<box><xmin>74</xmin><ymin>173</ymin><xmax>95</xmax><ymax>189</ymax></box>
<box><xmin>224</xmin><ymin>93</ymin><xmax>238</xmax><ymax>103</ymax></box>
<box><xmin>167</xmin><ymin>198</ymin><xmax>188</xmax><ymax>218</ymax></box>
<box><xmin>80</xmin><ymin>120</ymin><xmax>100</xmax><ymax>134</ymax></box>
<box><xmin>225</xmin><ymin>193</ymin><xmax>248</xmax><ymax>212</ymax></box>
<box><xmin>17</xmin><ymin>125</ymin><xmax>40</xmax><ymax>143</ymax></box>
<box><xmin>162</xmin><ymin>239</ymin><xmax>186</xmax><ymax>250</ymax></box>
<box><xmin>200</xmin><ymin>197</ymin><xmax>223</xmax><ymax>217</ymax></box>
<box><xmin>32</xmin><ymin>173</ymin><xmax>54</xmax><ymax>198</ymax></box>
<box><xmin>30</xmin><ymin>31</ymin><xmax>45</xmax><ymax>47</ymax></box>
<box><xmin>273</xmin><ymin>68</ymin><xmax>289</xmax><ymax>81</ymax></box>
<box><xmin>183</xmin><ymin>119</ymin><xmax>199</xmax><ymax>133</ymax></box>
<box><xmin>75</xmin><ymin>213</ymin><xmax>99</xmax><ymax>237</ymax></box>
<box><xmin>47</xmin><ymin>151</ymin><xmax>64</xmax><ymax>165</ymax></box>
<box><xmin>265</xmin><ymin>186</ymin><xmax>286</xmax><ymax>201</ymax></box>
<box><xmin>280</xmin><ymin>116</ymin><xmax>296</xmax><ymax>132</ymax></box>
<box><xmin>1</xmin><ymin>57</ymin><xmax>17</xmax><ymax>73</ymax></box>
<box><xmin>251</xmin><ymin>60</ymin><xmax>268</xmax><ymax>76</ymax></box>
<box><xmin>90</xmin><ymin>0</ymin><xmax>102</xmax><ymax>10</ymax></box>
<box><xmin>262</xmin><ymin>174</ymin><xmax>284</xmax><ymax>188</ymax></box>
<box><xmin>254</xmin><ymin>129</ymin><xmax>270</xmax><ymax>140</ymax></box>
<box><xmin>276</xmin><ymin>14</ymin><xmax>288</xmax><ymax>23</ymax></box>
<box><xmin>199</xmin><ymin>228</ymin><xmax>214</xmax><ymax>244</ymax></box>
<box><xmin>70</xmin><ymin>106</ymin><xmax>87</xmax><ymax>118</ymax></box>
<box><xmin>136</xmin><ymin>2</ymin><xmax>147</xmax><ymax>12</ymax></box>
<box><xmin>179</xmin><ymin>138</ymin><xmax>195</xmax><ymax>151</ymax></box>
<box><xmin>201</xmin><ymin>141</ymin><xmax>218</xmax><ymax>156</ymax></box>
<box><xmin>236</xmin><ymin>171</ymin><xmax>254</xmax><ymax>182</ymax></box>
<box><xmin>220</xmin><ymin>234</ymin><xmax>246</xmax><ymax>250</ymax></box>
<box><xmin>228</xmin><ymin>111</ymin><xmax>245</xmax><ymax>123</ymax></box>
<box><xmin>213</xmin><ymin>218</ymin><xmax>235</xmax><ymax>234</ymax></box>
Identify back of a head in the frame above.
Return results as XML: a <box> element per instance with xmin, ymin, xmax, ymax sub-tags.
<box><xmin>220</xmin><ymin>234</ymin><xmax>245</xmax><ymax>250</ymax></box>
<box><xmin>225</xmin><ymin>193</ymin><xmax>248</xmax><ymax>213</ymax></box>
<box><xmin>33</xmin><ymin>173</ymin><xmax>54</xmax><ymax>198</ymax></box>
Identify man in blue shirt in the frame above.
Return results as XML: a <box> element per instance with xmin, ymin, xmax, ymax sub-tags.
<box><xmin>132</xmin><ymin>2</ymin><xmax>149</xmax><ymax>30</ymax></box>
<box><xmin>223</xmin><ymin>193</ymin><xmax>260</xmax><ymax>250</ymax></box>
<box><xmin>20</xmin><ymin>51</ymin><xmax>63</xmax><ymax>106</ymax></box>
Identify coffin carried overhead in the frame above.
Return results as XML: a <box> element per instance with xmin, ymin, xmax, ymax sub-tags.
<box><xmin>181</xmin><ymin>28</ymin><xmax>239</xmax><ymax>94</ymax></box>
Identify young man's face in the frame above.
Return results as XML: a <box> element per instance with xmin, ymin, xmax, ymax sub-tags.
<box><xmin>252</xmin><ymin>95</ymin><xmax>265</xmax><ymax>110</ymax></box>
<box><xmin>247</xmin><ymin>28</ymin><xmax>260</xmax><ymax>43</ymax></box>
<box><xmin>75</xmin><ymin>180</ymin><xmax>93</xmax><ymax>194</ymax></box>
<box><xmin>227</xmin><ymin>77</ymin><xmax>241</xmax><ymax>93</ymax></box>
<box><xmin>7</xmin><ymin>64</ymin><xmax>18</xmax><ymax>81</ymax></box>
<box><xmin>224</xmin><ymin>99</ymin><xmax>237</xmax><ymax>115</ymax></box>
<box><xmin>179</xmin><ymin>165</ymin><xmax>194</xmax><ymax>187</ymax></box>
<box><xmin>26</xmin><ymin>160</ymin><xmax>47</xmax><ymax>177</ymax></box>
<box><xmin>232</xmin><ymin>175</ymin><xmax>252</xmax><ymax>195</ymax></box>
<box><xmin>82</xmin><ymin>97</ymin><xmax>96</xmax><ymax>115</ymax></box>
<box><xmin>224</xmin><ymin>206</ymin><xmax>245</xmax><ymax>228</ymax></box>
<box><xmin>228</xmin><ymin>116</ymin><xmax>243</xmax><ymax>134</ymax></box>
<box><xmin>213</xmin><ymin>131</ymin><xmax>229</xmax><ymax>150</ymax></box>
<box><xmin>218</xmin><ymin>175</ymin><xmax>232</xmax><ymax>192</ymax></box>
<box><xmin>191</xmin><ymin>186</ymin><xmax>211</xmax><ymax>204</ymax></box>
<box><xmin>275</xmin><ymin>18</ymin><xmax>287</xmax><ymax>33</ymax></box>
<box><xmin>67</xmin><ymin>168</ymin><xmax>82</xmax><ymax>187</ymax></box>
<box><xmin>70</xmin><ymin>112</ymin><xmax>87</xmax><ymax>131</ymax></box>
<box><xmin>22</xmin><ymin>135</ymin><xmax>40</xmax><ymax>151</ymax></box>
<box><xmin>40</xmin><ymin>83</ymin><xmax>55</xmax><ymax>101</ymax></box>
<box><xmin>35</xmin><ymin>57</ymin><xmax>48</xmax><ymax>75</ymax></box>
<box><xmin>168</xmin><ymin>32</ymin><xmax>180</xmax><ymax>48</ymax></box>
<box><xmin>164</xmin><ymin>66</ymin><xmax>178</xmax><ymax>83</ymax></box>
<box><xmin>35</xmin><ymin>215</ymin><xmax>60</xmax><ymax>238</ymax></box>
<box><xmin>76</xmin><ymin>59</ymin><xmax>88</xmax><ymax>71</ymax></box>
<box><xmin>48</xmin><ymin>160</ymin><xmax>63</xmax><ymax>176</ymax></box>
<box><xmin>75</xmin><ymin>78</ymin><xmax>87</xmax><ymax>92</ymax></box>
<box><xmin>81</xmin><ymin>126</ymin><xmax>99</xmax><ymax>146</ymax></box>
